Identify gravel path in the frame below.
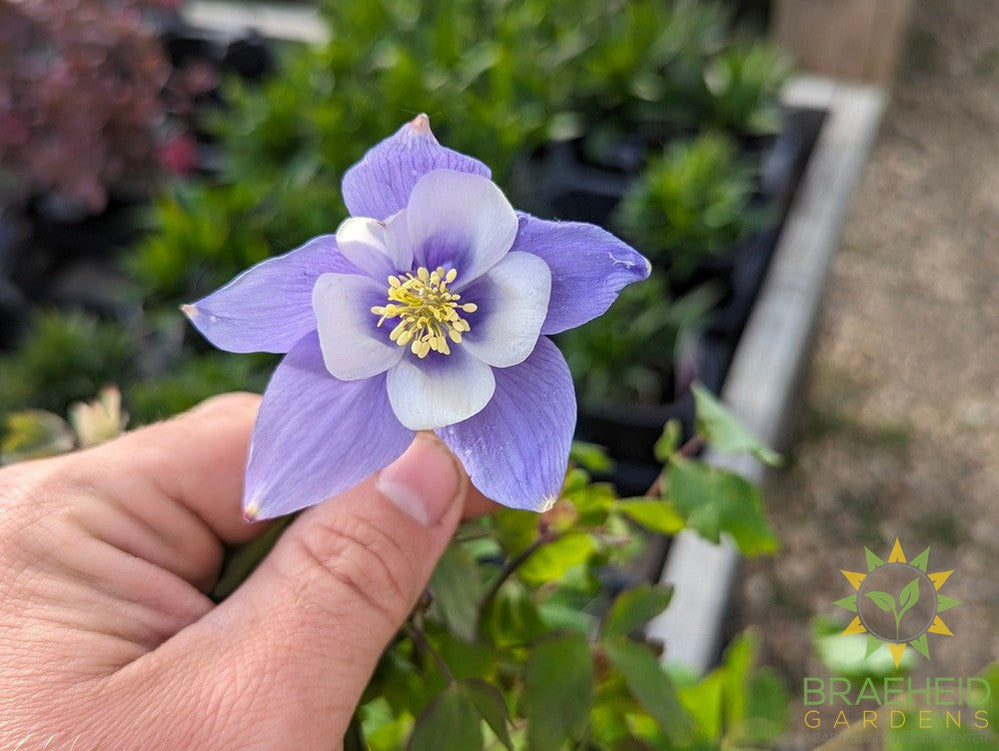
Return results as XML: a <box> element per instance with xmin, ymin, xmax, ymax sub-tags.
<box><xmin>734</xmin><ymin>2</ymin><xmax>999</xmax><ymax>747</ymax></box>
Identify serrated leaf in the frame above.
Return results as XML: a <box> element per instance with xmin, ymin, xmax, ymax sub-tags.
<box><xmin>865</xmin><ymin>591</ymin><xmax>896</xmax><ymax>614</ymax></box>
<box><xmin>518</xmin><ymin>532</ymin><xmax>596</xmax><ymax>586</ymax></box>
<box><xmin>602</xmin><ymin>584</ymin><xmax>674</xmax><ymax>638</ymax></box>
<box><xmin>691</xmin><ymin>382</ymin><xmax>781</xmax><ymax>466</ymax></box>
<box><xmin>666</xmin><ymin>458</ymin><xmax>777</xmax><ymax>556</ymax></box>
<box><xmin>616</xmin><ymin>499</ymin><xmax>686</xmax><ymax>535</ymax></box>
<box><xmin>408</xmin><ymin>683</ymin><xmax>482</xmax><ymax>751</ymax></box>
<box><xmin>429</xmin><ymin>545</ymin><xmax>484</xmax><ymax>642</ymax></box>
<box><xmin>604</xmin><ymin>639</ymin><xmax>696</xmax><ymax>746</ymax></box>
<box><xmin>523</xmin><ymin>633</ymin><xmax>593</xmax><ymax>750</ymax></box>
<box><xmin>461</xmin><ymin>679</ymin><xmax>513</xmax><ymax>751</ymax></box>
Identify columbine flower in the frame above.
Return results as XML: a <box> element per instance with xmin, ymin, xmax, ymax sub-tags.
<box><xmin>183</xmin><ymin>115</ymin><xmax>650</xmax><ymax>519</ymax></box>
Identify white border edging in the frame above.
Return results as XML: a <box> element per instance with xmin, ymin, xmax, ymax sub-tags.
<box><xmin>183</xmin><ymin>1</ymin><xmax>330</xmax><ymax>44</ymax></box>
<box><xmin>646</xmin><ymin>76</ymin><xmax>887</xmax><ymax>674</ymax></box>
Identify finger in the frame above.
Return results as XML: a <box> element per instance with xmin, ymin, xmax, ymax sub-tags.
<box><xmin>104</xmin><ymin>433</ymin><xmax>466</xmax><ymax>750</ymax></box>
<box><xmin>463</xmin><ymin>484</ymin><xmax>501</xmax><ymax>518</ymax></box>
<box><xmin>73</xmin><ymin>391</ymin><xmax>265</xmax><ymax>544</ymax></box>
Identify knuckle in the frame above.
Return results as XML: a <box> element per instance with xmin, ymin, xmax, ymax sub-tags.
<box><xmin>291</xmin><ymin>512</ymin><xmax>416</xmax><ymax>627</ymax></box>
<box><xmin>189</xmin><ymin>391</ymin><xmax>261</xmax><ymax>418</ymax></box>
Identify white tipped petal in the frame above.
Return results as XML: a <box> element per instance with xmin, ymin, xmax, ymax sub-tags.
<box><xmin>386</xmin><ymin>348</ymin><xmax>496</xmax><ymax>430</ymax></box>
<box><xmin>460</xmin><ymin>251</ymin><xmax>551</xmax><ymax>367</ymax></box>
<box><xmin>405</xmin><ymin>170</ymin><xmax>518</xmax><ymax>284</ymax></box>
<box><xmin>336</xmin><ymin>217</ymin><xmax>413</xmax><ymax>281</ymax></box>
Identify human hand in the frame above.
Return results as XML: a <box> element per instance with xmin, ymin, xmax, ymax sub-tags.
<box><xmin>0</xmin><ymin>393</ymin><xmax>492</xmax><ymax>750</ymax></box>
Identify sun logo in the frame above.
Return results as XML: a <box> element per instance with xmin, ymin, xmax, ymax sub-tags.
<box><xmin>834</xmin><ymin>539</ymin><xmax>960</xmax><ymax>668</ymax></box>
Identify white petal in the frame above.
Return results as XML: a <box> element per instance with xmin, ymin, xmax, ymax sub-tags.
<box><xmin>460</xmin><ymin>251</ymin><xmax>552</xmax><ymax>368</ymax></box>
<box><xmin>336</xmin><ymin>217</ymin><xmax>397</xmax><ymax>278</ymax></box>
<box><xmin>313</xmin><ymin>273</ymin><xmax>403</xmax><ymax>380</ymax></box>
<box><xmin>386</xmin><ymin>349</ymin><xmax>496</xmax><ymax>430</ymax></box>
<box><xmin>405</xmin><ymin>170</ymin><xmax>518</xmax><ymax>283</ymax></box>
<box><xmin>379</xmin><ymin>209</ymin><xmax>418</xmax><ymax>276</ymax></box>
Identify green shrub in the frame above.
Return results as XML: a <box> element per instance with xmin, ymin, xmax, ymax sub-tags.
<box><xmin>0</xmin><ymin>311</ymin><xmax>136</xmax><ymax>416</ymax></box>
<box><xmin>702</xmin><ymin>43</ymin><xmax>792</xmax><ymax>134</ymax></box>
<box><xmin>126</xmin><ymin>351</ymin><xmax>275</xmax><ymax>425</ymax></box>
<box><xmin>557</xmin><ymin>277</ymin><xmax>718</xmax><ymax>405</ymax></box>
<box><xmin>615</xmin><ymin>132</ymin><xmax>762</xmax><ymax>279</ymax></box>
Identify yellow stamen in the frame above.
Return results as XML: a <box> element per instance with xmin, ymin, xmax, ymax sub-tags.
<box><xmin>370</xmin><ymin>266</ymin><xmax>477</xmax><ymax>359</ymax></box>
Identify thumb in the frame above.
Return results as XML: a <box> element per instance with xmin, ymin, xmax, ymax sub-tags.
<box><xmin>132</xmin><ymin>434</ymin><xmax>466</xmax><ymax>750</ymax></box>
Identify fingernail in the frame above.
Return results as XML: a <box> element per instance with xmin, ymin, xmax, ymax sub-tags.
<box><xmin>377</xmin><ymin>436</ymin><xmax>462</xmax><ymax>526</ymax></box>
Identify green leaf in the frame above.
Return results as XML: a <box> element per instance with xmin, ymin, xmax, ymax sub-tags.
<box><xmin>865</xmin><ymin>591</ymin><xmax>897</xmax><ymax>614</ymax></box>
<box><xmin>720</xmin><ymin>631</ymin><xmax>788</xmax><ymax>745</ymax></box>
<box><xmin>604</xmin><ymin>639</ymin><xmax>696</xmax><ymax>746</ymax></box>
<box><xmin>677</xmin><ymin>669</ymin><xmax>723</xmax><ymax>740</ymax></box>
<box><xmin>666</xmin><ymin>458</ymin><xmax>777</xmax><ymax>555</ymax></box>
<box><xmin>897</xmin><ymin>577</ymin><xmax>920</xmax><ymax>619</ymax></box>
<box><xmin>429</xmin><ymin>545</ymin><xmax>484</xmax><ymax>642</ymax></box>
<box><xmin>691</xmin><ymin>382</ymin><xmax>781</xmax><ymax>465</ymax></box>
<box><xmin>570</xmin><ymin>440</ymin><xmax>614</xmax><ymax>472</ymax></box>
<box><xmin>481</xmin><ymin>580</ymin><xmax>547</xmax><ymax>647</ymax></box>
<box><xmin>523</xmin><ymin>633</ymin><xmax>594</xmax><ymax>750</ymax></box>
<box><xmin>493</xmin><ymin>508</ymin><xmax>540</xmax><ymax>557</ymax></box>
<box><xmin>461</xmin><ymin>679</ymin><xmax>513</xmax><ymax>751</ymax></box>
<box><xmin>602</xmin><ymin>584</ymin><xmax>674</xmax><ymax>638</ymax></box>
<box><xmin>653</xmin><ymin>418</ymin><xmax>682</xmax><ymax>463</ymax></box>
<box><xmin>616</xmin><ymin>499</ymin><xmax>686</xmax><ymax>535</ymax></box>
<box><xmin>518</xmin><ymin>532</ymin><xmax>596</xmax><ymax>586</ymax></box>
<box><xmin>408</xmin><ymin>683</ymin><xmax>482</xmax><ymax>751</ymax></box>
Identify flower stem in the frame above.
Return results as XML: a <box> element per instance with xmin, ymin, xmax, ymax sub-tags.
<box><xmin>474</xmin><ymin>530</ymin><xmax>560</xmax><ymax>637</ymax></box>
<box><xmin>405</xmin><ymin>621</ymin><xmax>455</xmax><ymax>683</ymax></box>
<box><xmin>344</xmin><ymin>715</ymin><xmax>365</xmax><ymax>751</ymax></box>
<box><xmin>647</xmin><ymin>434</ymin><xmax>705</xmax><ymax>497</ymax></box>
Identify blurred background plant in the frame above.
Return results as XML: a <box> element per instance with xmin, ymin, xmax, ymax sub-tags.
<box><xmin>615</xmin><ymin>132</ymin><xmax>764</xmax><ymax>280</ymax></box>
<box><xmin>0</xmin><ymin>0</ymin><xmax>182</xmax><ymax>215</ymax></box>
<box><xmin>557</xmin><ymin>278</ymin><xmax>719</xmax><ymax>406</ymax></box>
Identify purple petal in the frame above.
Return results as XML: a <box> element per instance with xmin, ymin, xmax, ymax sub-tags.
<box><xmin>312</xmin><ymin>273</ymin><xmax>402</xmax><ymax>380</ymax></box>
<box><xmin>244</xmin><ymin>332</ymin><xmax>413</xmax><ymax>519</ymax></box>
<box><xmin>511</xmin><ymin>215</ymin><xmax>651</xmax><ymax>335</ymax></box>
<box><xmin>460</xmin><ymin>251</ymin><xmax>551</xmax><ymax>367</ymax></box>
<box><xmin>437</xmin><ymin>337</ymin><xmax>575</xmax><ymax>511</ymax></box>
<box><xmin>406</xmin><ymin>170</ymin><xmax>518</xmax><ymax>284</ymax></box>
<box><xmin>385</xmin><ymin>347</ymin><xmax>496</xmax><ymax>431</ymax></box>
<box><xmin>183</xmin><ymin>235</ymin><xmax>356</xmax><ymax>354</ymax></box>
<box><xmin>342</xmin><ymin>114</ymin><xmax>491</xmax><ymax>221</ymax></box>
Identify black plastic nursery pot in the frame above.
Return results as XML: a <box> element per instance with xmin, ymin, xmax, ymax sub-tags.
<box><xmin>530</xmin><ymin>106</ymin><xmax>827</xmax><ymax>497</ymax></box>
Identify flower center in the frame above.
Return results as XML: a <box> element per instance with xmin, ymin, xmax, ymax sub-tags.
<box><xmin>370</xmin><ymin>266</ymin><xmax>478</xmax><ymax>359</ymax></box>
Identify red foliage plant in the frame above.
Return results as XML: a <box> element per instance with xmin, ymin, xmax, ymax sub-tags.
<box><xmin>0</xmin><ymin>0</ymin><xmax>176</xmax><ymax>213</ymax></box>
